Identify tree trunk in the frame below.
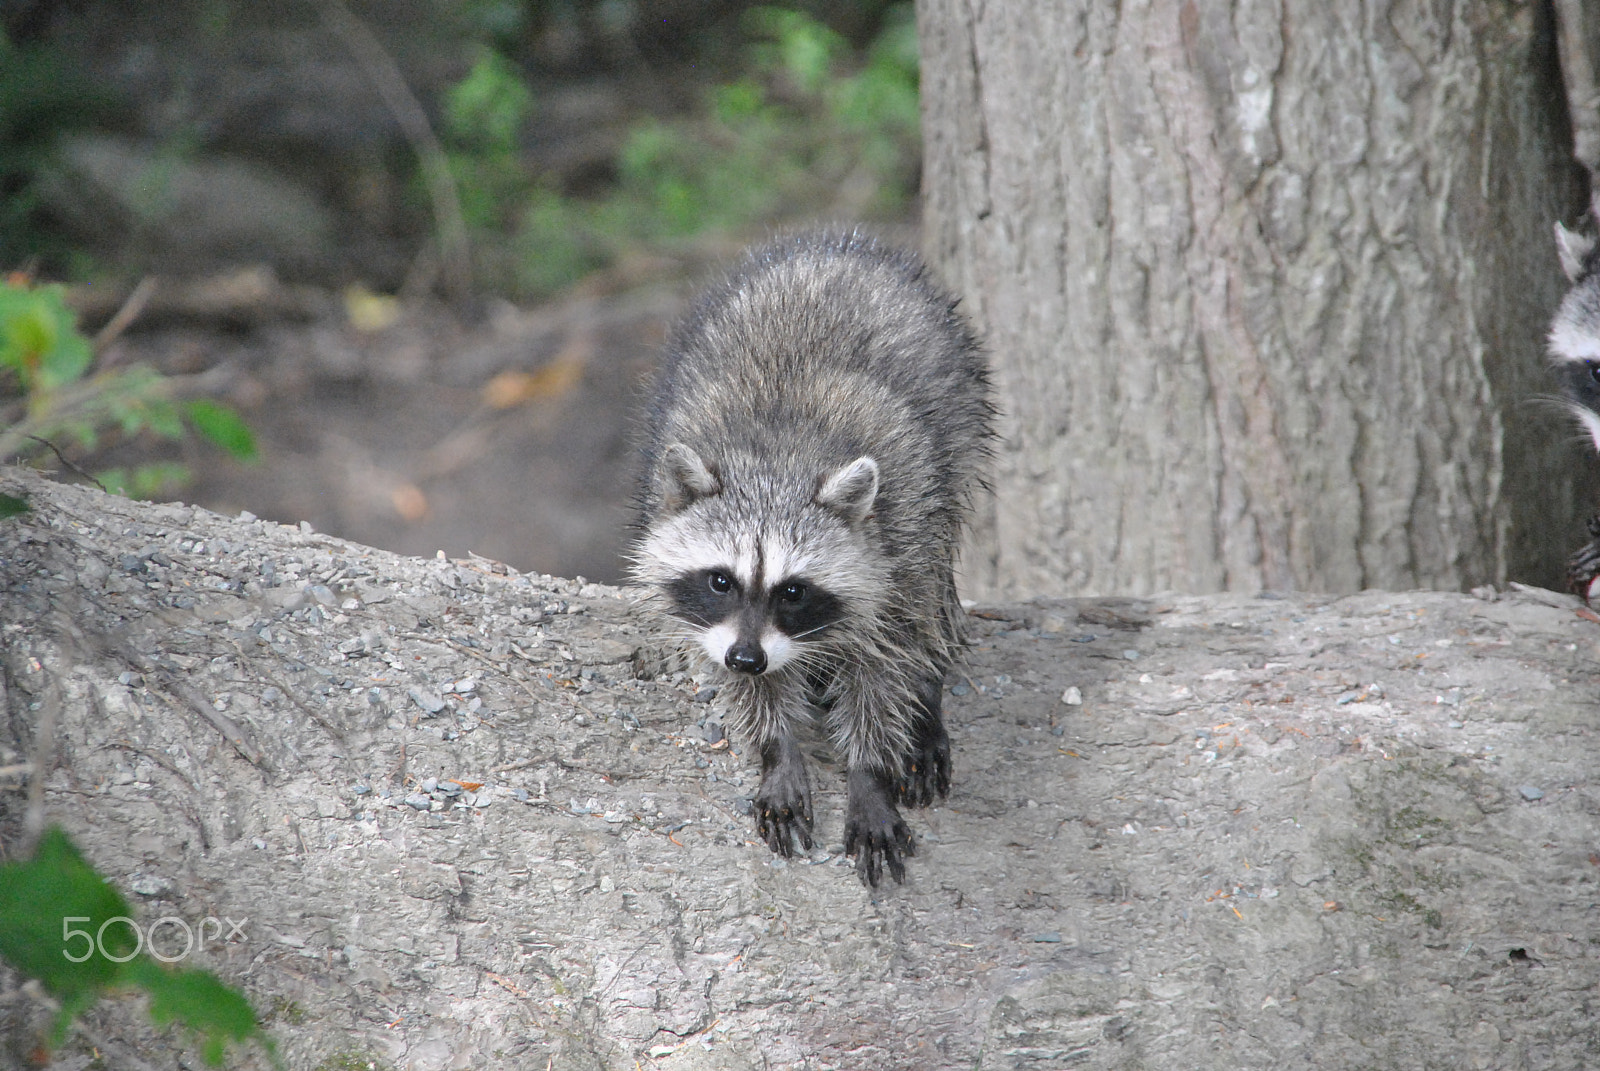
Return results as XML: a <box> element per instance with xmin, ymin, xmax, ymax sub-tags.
<box><xmin>919</xmin><ymin>0</ymin><xmax>1590</xmax><ymax>598</ymax></box>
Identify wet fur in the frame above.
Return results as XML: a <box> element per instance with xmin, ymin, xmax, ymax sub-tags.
<box><xmin>631</xmin><ymin>230</ymin><xmax>993</xmax><ymax>885</ymax></box>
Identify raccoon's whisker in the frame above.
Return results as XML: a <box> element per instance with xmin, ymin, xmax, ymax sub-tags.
<box><xmin>786</xmin><ymin>622</ymin><xmax>836</xmax><ymax>642</ymax></box>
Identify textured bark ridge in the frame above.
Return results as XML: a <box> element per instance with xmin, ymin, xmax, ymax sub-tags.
<box><xmin>4</xmin><ymin>469</ymin><xmax>1600</xmax><ymax>1069</ymax></box>
<box><xmin>919</xmin><ymin>0</ymin><xmax>1591</xmax><ymax>598</ymax></box>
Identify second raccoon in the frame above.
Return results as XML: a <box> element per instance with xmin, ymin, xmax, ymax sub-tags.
<box><xmin>1552</xmin><ymin>212</ymin><xmax>1600</xmax><ymax>599</ymax></box>
<box><xmin>631</xmin><ymin>230</ymin><xmax>993</xmax><ymax>886</ymax></box>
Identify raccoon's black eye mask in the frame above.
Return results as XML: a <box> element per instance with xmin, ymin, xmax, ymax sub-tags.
<box><xmin>769</xmin><ymin>581</ymin><xmax>842</xmax><ymax>638</ymax></box>
<box><xmin>1564</xmin><ymin>360</ymin><xmax>1600</xmax><ymax>402</ymax></box>
<box><xmin>667</xmin><ymin>568</ymin><xmax>738</xmax><ymax>625</ymax></box>
<box><xmin>702</xmin><ymin>572</ymin><xmax>801</xmax><ymax>602</ymax></box>
<box><xmin>664</xmin><ymin>568</ymin><xmax>842</xmax><ymax>637</ymax></box>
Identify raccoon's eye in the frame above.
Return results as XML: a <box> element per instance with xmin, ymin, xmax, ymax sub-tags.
<box><xmin>708</xmin><ymin>571</ymin><xmax>734</xmax><ymax>594</ymax></box>
<box><xmin>1589</xmin><ymin>361</ymin><xmax>1600</xmax><ymax>384</ymax></box>
<box><xmin>776</xmin><ymin>582</ymin><xmax>807</xmax><ymax>604</ymax></box>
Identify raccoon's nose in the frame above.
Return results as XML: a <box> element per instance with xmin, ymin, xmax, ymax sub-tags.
<box><xmin>725</xmin><ymin>642</ymin><xmax>768</xmax><ymax>675</ymax></box>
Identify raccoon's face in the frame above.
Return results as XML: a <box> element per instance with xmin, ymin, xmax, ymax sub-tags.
<box><xmin>1550</xmin><ymin>285</ymin><xmax>1600</xmax><ymax>450</ymax></box>
<box><xmin>666</xmin><ymin>560</ymin><xmax>844</xmax><ymax>675</ymax></box>
<box><xmin>1558</xmin><ymin>359</ymin><xmax>1600</xmax><ymax>452</ymax></box>
<box><xmin>1553</xmin><ymin>221</ymin><xmax>1600</xmax><ymax>451</ymax></box>
<box><xmin>634</xmin><ymin>444</ymin><xmax>884</xmax><ymax>676</ymax></box>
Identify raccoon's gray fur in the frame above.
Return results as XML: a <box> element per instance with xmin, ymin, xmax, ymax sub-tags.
<box><xmin>630</xmin><ymin>230</ymin><xmax>993</xmax><ymax>886</ymax></box>
<box><xmin>1551</xmin><ymin>211</ymin><xmax>1600</xmax><ymax>600</ymax></box>
<box><xmin>1552</xmin><ymin>217</ymin><xmax>1600</xmax><ymax>452</ymax></box>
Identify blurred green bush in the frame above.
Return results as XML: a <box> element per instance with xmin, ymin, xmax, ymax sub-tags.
<box><xmin>441</xmin><ymin>3</ymin><xmax>921</xmax><ymax>297</ymax></box>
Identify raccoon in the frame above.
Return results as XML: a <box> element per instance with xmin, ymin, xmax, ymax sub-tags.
<box><xmin>630</xmin><ymin>230</ymin><xmax>993</xmax><ymax>886</ymax></box>
<box><xmin>1551</xmin><ymin>212</ymin><xmax>1600</xmax><ymax>599</ymax></box>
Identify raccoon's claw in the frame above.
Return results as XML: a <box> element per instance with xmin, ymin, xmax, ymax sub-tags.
<box><xmin>754</xmin><ymin>737</ymin><xmax>814</xmax><ymax>857</ymax></box>
<box><xmin>754</xmin><ymin>795</ymin><xmax>814</xmax><ymax>858</ymax></box>
<box><xmin>845</xmin><ymin>768</ymin><xmax>915</xmax><ymax>887</ymax></box>
<box><xmin>844</xmin><ymin>809</ymin><xmax>914</xmax><ymax>887</ymax></box>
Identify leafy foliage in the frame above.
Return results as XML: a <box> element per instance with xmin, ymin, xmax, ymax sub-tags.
<box><xmin>183</xmin><ymin>399</ymin><xmax>259</xmax><ymax>464</ymax></box>
<box><xmin>4</xmin><ymin>4</ymin><xmax>918</xmax><ymax>303</ymax></box>
<box><xmin>0</xmin><ymin>29</ymin><xmax>120</xmax><ymax>275</ymax></box>
<box><xmin>443</xmin><ymin>3</ymin><xmax>922</xmax><ymax>298</ymax></box>
<box><xmin>126</xmin><ymin>957</ymin><xmax>265</xmax><ymax>1066</ymax></box>
<box><xmin>0</xmin><ymin>827</ymin><xmax>273</xmax><ymax>1064</ymax></box>
<box><xmin>0</xmin><ymin>276</ymin><xmax>257</xmax><ymax>494</ymax></box>
<box><xmin>0</xmin><ymin>826</ymin><xmax>133</xmax><ymax>1032</ymax></box>
<box><xmin>0</xmin><ymin>280</ymin><xmax>91</xmax><ymax>392</ymax></box>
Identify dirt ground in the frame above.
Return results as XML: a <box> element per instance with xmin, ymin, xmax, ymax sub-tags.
<box><xmin>72</xmin><ymin>263</ymin><xmax>710</xmax><ymax>587</ymax></box>
<box><xmin>4</xmin><ymin>467</ymin><xmax>1600</xmax><ymax>1070</ymax></box>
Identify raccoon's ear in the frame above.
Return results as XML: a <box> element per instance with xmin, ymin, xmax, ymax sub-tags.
<box><xmin>816</xmin><ymin>456</ymin><xmax>878</xmax><ymax>524</ymax></box>
<box><xmin>659</xmin><ymin>443</ymin><xmax>721</xmax><ymax>512</ymax></box>
<box><xmin>1556</xmin><ymin>221</ymin><xmax>1596</xmax><ymax>282</ymax></box>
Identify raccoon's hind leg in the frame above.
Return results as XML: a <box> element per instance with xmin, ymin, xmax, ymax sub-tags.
<box><xmin>898</xmin><ymin>567</ymin><xmax>962</xmax><ymax>807</ymax></box>
<box><xmin>754</xmin><ymin>734</ymin><xmax>814</xmax><ymax>857</ymax></box>
<box><xmin>896</xmin><ymin>669</ymin><xmax>951</xmax><ymax>809</ymax></box>
<box><xmin>829</xmin><ymin>663</ymin><xmax>918</xmax><ymax>886</ymax></box>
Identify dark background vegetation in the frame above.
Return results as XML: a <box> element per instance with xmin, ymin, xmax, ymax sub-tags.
<box><xmin>0</xmin><ymin>0</ymin><xmax>922</xmax><ymax>582</ymax></box>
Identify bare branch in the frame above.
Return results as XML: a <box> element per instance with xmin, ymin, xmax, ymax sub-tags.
<box><xmin>315</xmin><ymin>0</ymin><xmax>474</xmax><ymax>308</ymax></box>
<box><xmin>91</xmin><ymin>276</ymin><xmax>158</xmax><ymax>361</ymax></box>
<box><xmin>25</xmin><ymin>436</ymin><xmax>108</xmax><ymax>493</ymax></box>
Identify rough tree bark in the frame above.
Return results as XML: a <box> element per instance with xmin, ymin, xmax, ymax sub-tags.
<box><xmin>919</xmin><ymin>0</ymin><xmax>1591</xmax><ymax>599</ymax></box>
<box><xmin>6</xmin><ymin>469</ymin><xmax>1600</xmax><ymax>1070</ymax></box>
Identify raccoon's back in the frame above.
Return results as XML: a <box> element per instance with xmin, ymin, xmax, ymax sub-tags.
<box><xmin>640</xmin><ymin>231</ymin><xmax>992</xmax><ymax>525</ymax></box>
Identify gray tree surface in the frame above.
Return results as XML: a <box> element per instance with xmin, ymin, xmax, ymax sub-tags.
<box><xmin>5</xmin><ymin>466</ymin><xmax>1600</xmax><ymax>1070</ymax></box>
<box><xmin>919</xmin><ymin>0</ymin><xmax>1592</xmax><ymax>599</ymax></box>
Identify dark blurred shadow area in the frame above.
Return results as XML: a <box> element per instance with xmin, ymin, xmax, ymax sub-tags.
<box><xmin>1</xmin><ymin>0</ymin><xmax>919</xmax><ymax>582</ymax></box>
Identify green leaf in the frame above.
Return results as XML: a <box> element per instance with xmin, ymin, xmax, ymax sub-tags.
<box><xmin>96</xmin><ymin>464</ymin><xmax>190</xmax><ymax>499</ymax></box>
<box><xmin>0</xmin><ymin>827</ymin><xmax>136</xmax><ymax>1012</ymax></box>
<box><xmin>0</xmin><ymin>491</ymin><xmax>27</xmax><ymax>518</ymax></box>
<box><xmin>714</xmin><ymin>80</ymin><xmax>765</xmax><ymax>124</ymax></box>
<box><xmin>137</xmin><ymin>397</ymin><xmax>185</xmax><ymax>441</ymax></box>
<box><xmin>183</xmin><ymin>399</ymin><xmax>257</xmax><ymax>462</ymax></box>
<box><xmin>128</xmin><ymin>462</ymin><xmax>189</xmax><ymax>498</ymax></box>
<box><xmin>746</xmin><ymin>8</ymin><xmax>844</xmax><ymax>96</ymax></box>
<box><xmin>0</xmin><ymin>827</ymin><xmax>274</xmax><ymax>1064</ymax></box>
<box><xmin>95</xmin><ymin>468</ymin><xmax>130</xmax><ymax>496</ymax></box>
<box><xmin>124</xmin><ymin>958</ymin><xmax>263</xmax><ymax>1067</ymax></box>
<box><xmin>444</xmin><ymin>49</ymin><xmax>532</xmax><ymax>152</ymax></box>
<box><xmin>0</xmin><ymin>281</ymin><xmax>92</xmax><ymax>390</ymax></box>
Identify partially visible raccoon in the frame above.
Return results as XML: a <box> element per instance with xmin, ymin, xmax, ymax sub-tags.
<box><xmin>1551</xmin><ymin>211</ymin><xmax>1600</xmax><ymax>600</ymax></box>
<box><xmin>631</xmin><ymin>230</ymin><xmax>993</xmax><ymax>886</ymax></box>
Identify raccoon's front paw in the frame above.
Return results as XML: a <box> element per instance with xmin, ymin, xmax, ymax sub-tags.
<box><xmin>753</xmin><ymin>777</ymin><xmax>814</xmax><ymax>858</ymax></box>
<box><xmin>844</xmin><ymin>770</ymin><xmax>914</xmax><ymax>886</ymax></box>
<box><xmin>1569</xmin><ymin>525</ymin><xmax>1600</xmax><ymax>603</ymax></box>
<box><xmin>896</xmin><ymin>725</ymin><xmax>951</xmax><ymax>808</ymax></box>
<box><xmin>754</xmin><ymin>737</ymin><xmax>813</xmax><ymax>857</ymax></box>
